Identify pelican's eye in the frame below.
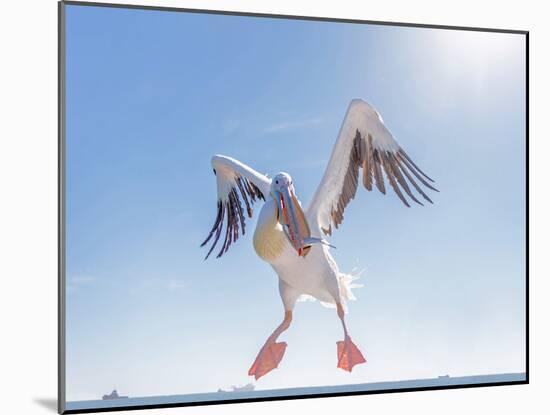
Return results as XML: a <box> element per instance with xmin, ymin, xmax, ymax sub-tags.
<box><xmin>276</xmin><ymin>180</ymin><xmax>279</xmax><ymax>184</ymax></box>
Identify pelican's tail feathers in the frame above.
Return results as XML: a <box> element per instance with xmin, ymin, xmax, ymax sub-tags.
<box><xmin>297</xmin><ymin>268</ymin><xmax>364</xmax><ymax>311</ymax></box>
<box><xmin>337</xmin><ymin>268</ymin><xmax>365</xmax><ymax>313</ymax></box>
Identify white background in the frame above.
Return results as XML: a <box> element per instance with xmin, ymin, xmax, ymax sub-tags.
<box><xmin>0</xmin><ymin>0</ymin><xmax>543</xmax><ymax>414</ymax></box>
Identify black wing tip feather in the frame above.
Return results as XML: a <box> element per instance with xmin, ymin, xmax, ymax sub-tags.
<box><xmin>356</xmin><ymin>132</ymin><xmax>438</xmax><ymax>208</ymax></box>
<box><xmin>201</xmin><ymin>176</ymin><xmax>265</xmax><ymax>260</ymax></box>
<box><xmin>390</xmin><ymin>151</ymin><xmax>438</xmax><ymax>206</ymax></box>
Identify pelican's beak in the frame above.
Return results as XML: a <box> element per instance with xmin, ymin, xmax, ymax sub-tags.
<box><xmin>275</xmin><ymin>184</ymin><xmax>312</xmax><ymax>257</ymax></box>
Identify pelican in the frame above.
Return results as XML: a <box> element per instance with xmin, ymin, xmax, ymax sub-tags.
<box><xmin>201</xmin><ymin>99</ymin><xmax>437</xmax><ymax>380</ymax></box>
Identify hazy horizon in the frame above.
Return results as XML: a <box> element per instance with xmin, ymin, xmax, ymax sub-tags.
<box><xmin>66</xmin><ymin>372</ymin><xmax>526</xmax><ymax>409</ymax></box>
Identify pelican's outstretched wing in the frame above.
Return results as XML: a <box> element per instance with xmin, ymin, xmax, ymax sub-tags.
<box><xmin>306</xmin><ymin>99</ymin><xmax>438</xmax><ymax>236</ymax></box>
<box><xmin>201</xmin><ymin>155</ymin><xmax>271</xmax><ymax>259</ymax></box>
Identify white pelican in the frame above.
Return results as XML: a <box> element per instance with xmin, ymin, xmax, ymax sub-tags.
<box><xmin>201</xmin><ymin>99</ymin><xmax>437</xmax><ymax>380</ymax></box>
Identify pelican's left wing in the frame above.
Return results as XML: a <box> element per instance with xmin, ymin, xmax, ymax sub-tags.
<box><xmin>307</xmin><ymin>99</ymin><xmax>438</xmax><ymax>236</ymax></box>
<box><xmin>201</xmin><ymin>155</ymin><xmax>271</xmax><ymax>259</ymax></box>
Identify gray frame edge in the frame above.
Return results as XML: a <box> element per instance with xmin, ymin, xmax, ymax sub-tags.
<box><xmin>58</xmin><ymin>1</ymin><xmax>67</xmax><ymax>414</ymax></box>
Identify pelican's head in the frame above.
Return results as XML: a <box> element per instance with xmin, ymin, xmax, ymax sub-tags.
<box><xmin>270</xmin><ymin>172</ymin><xmax>293</xmax><ymax>194</ymax></box>
<box><xmin>270</xmin><ymin>173</ymin><xmax>311</xmax><ymax>257</ymax></box>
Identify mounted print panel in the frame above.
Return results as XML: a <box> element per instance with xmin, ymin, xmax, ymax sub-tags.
<box><xmin>59</xmin><ymin>1</ymin><xmax>528</xmax><ymax>413</ymax></box>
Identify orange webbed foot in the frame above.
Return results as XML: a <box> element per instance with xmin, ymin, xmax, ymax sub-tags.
<box><xmin>248</xmin><ymin>341</ymin><xmax>287</xmax><ymax>380</ymax></box>
<box><xmin>337</xmin><ymin>335</ymin><xmax>366</xmax><ymax>372</ymax></box>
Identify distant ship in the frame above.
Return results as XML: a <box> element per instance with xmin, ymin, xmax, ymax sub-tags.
<box><xmin>217</xmin><ymin>383</ymin><xmax>255</xmax><ymax>393</ymax></box>
<box><xmin>102</xmin><ymin>389</ymin><xmax>128</xmax><ymax>400</ymax></box>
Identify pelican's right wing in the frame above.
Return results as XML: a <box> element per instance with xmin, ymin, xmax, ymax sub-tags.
<box><xmin>306</xmin><ymin>99</ymin><xmax>438</xmax><ymax>236</ymax></box>
<box><xmin>201</xmin><ymin>155</ymin><xmax>271</xmax><ymax>259</ymax></box>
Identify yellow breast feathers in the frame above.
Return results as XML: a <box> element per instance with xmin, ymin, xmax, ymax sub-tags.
<box><xmin>253</xmin><ymin>211</ymin><xmax>287</xmax><ymax>263</ymax></box>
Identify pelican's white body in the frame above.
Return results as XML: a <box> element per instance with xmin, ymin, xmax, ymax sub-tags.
<box><xmin>253</xmin><ymin>199</ymin><xmax>352</xmax><ymax>310</ymax></box>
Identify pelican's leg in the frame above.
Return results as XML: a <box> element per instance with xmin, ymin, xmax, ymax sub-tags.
<box><xmin>248</xmin><ymin>310</ymin><xmax>292</xmax><ymax>380</ymax></box>
<box><xmin>336</xmin><ymin>303</ymin><xmax>366</xmax><ymax>372</ymax></box>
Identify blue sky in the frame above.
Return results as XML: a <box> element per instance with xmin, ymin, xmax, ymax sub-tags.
<box><xmin>64</xmin><ymin>4</ymin><xmax>526</xmax><ymax>402</ymax></box>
